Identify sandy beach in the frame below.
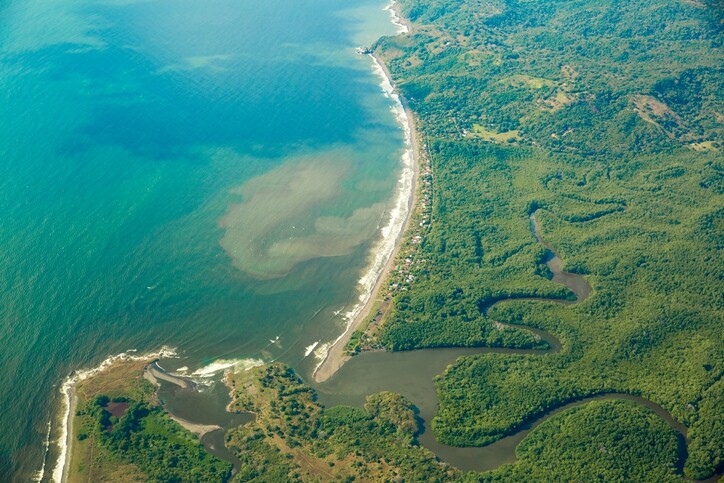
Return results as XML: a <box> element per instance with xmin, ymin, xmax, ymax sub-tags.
<box><xmin>145</xmin><ymin>361</ymin><xmax>194</xmax><ymax>389</ymax></box>
<box><xmin>313</xmin><ymin>47</ymin><xmax>421</xmax><ymax>383</ymax></box>
<box><xmin>56</xmin><ymin>381</ymin><xmax>78</xmax><ymax>483</ymax></box>
<box><xmin>170</xmin><ymin>416</ymin><xmax>222</xmax><ymax>438</ymax></box>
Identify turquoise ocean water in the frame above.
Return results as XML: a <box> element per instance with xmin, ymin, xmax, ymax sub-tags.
<box><xmin>0</xmin><ymin>0</ymin><xmax>404</xmax><ymax>478</ymax></box>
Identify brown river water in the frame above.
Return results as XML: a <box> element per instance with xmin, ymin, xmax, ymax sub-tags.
<box><xmin>154</xmin><ymin>212</ymin><xmax>710</xmax><ymax>478</ymax></box>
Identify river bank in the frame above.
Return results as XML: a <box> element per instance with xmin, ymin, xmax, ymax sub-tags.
<box><xmin>53</xmin><ymin>203</ymin><xmax>715</xmax><ymax>480</ymax></box>
<box><xmin>312</xmin><ymin>209</ymin><xmax>696</xmax><ymax>476</ymax></box>
<box><xmin>530</xmin><ymin>212</ymin><xmax>593</xmax><ymax>301</ymax></box>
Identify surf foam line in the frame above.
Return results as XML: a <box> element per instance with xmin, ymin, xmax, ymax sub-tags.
<box><xmin>313</xmin><ymin>50</ymin><xmax>415</xmax><ymax>376</ymax></box>
<box><xmin>190</xmin><ymin>358</ymin><xmax>265</xmax><ymax>378</ymax></box>
<box><xmin>384</xmin><ymin>0</ymin><xmax>409</xmax><ymax>34</ymax></box>
<box><xmin>34</xmin><ymin>420</ymin><xmax>52</xmax><ymax>482</ymax></box>
<box><xmin>51</xmin><ymin>346</ymin><xmax>178</xmax><ymax>483</ymax></box>
<box><xmin>304</xmin><ymin>341</ymin><xmax>320</xmax><ymax>358</ymax></box>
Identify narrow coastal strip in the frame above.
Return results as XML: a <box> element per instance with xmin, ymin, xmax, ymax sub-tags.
<box><xmin>384</xmin><ymin>0</ymin><xmax>410</xmax><ymax>34</ymax></box>
<box><xmin>312</xmin><ymin>49</ymin><xmax>420</xmax><ymax>383</ymax></box>
<box><xmin>51</xmin><ymin>346</ymin><xmax>177</xmax><ymax>483</ymax></box>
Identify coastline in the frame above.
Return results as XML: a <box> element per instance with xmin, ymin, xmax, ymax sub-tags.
<box><xmin>313</xmin><ymin>47</ymin><xmax>421</xmax><ymax>383</ymax></box>
<box><xmin>48</xmin><ymin>4</ymin><xmax>418</xmax><ymax>476</ymax></box>
<box><xmin>384</xmin><ymin>0</ymin><xmax>411</xmax><ymax>34</ymax></box>
<box><xmin>51</xmin><ymin>347</ymin><xmax>176</xmax><ymax>483</ymax></box>
<box><xmin>56</xmin><ymin>381</ymin><xmax>77</xmax><ymax>483</ymax></box>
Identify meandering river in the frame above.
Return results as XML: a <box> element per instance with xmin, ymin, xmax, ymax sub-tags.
<box><xmin>153</xmin><ymin>211</ymin><xmax>699</xmax><ymax>476</ymax></box>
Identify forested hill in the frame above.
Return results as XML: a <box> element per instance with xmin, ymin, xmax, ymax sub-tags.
<box><xmin>372</xmin><ymin>0</ymin><xmax>722</xmax><ymax>479</ymax></box>
<box><xmin>381</xmin><ymin>0</ymin><xmax>722</xmax><ymax>156</ymax></box>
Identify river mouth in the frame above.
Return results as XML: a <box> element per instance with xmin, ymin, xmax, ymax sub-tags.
<box><xmin>152</xmin><ymin>369</ymin><xmax>253</xmax><ymax>473</ymax></box>
<box><xmin>311</xmin><ymin>346</ymin><xmax>546</xmax><ymax>471</ymax></box>
<box><xmin>153</xmin><ymin>211</ymin><xmax>695</xmax><ymax>476</ymax></box>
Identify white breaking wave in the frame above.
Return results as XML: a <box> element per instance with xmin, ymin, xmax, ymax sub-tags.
<box><xmin>34</xmin><ymin>420</ymin><xmax>52</xmax><ymax>482</ymax></box>
<box><xmin>383</xmin><ymin>0</ymin><xmax>409</xmax><ymax>35</ymax></box>
<box><xmin>313</xmin><ymin>342</ymin><xmax>332</xmax><ymax>363</ymax></box>
<box><xmin>190</xmin><ymin>358</ymin><xmax>265</xmax><ymax>377</ymax></box>
<box><xmin>52</xmin><ymin>346</ymin><xmax>178</xmax><ymax>483</ymax></box>
<box><xmin>304</xmin><ymin>341</ymin><xmax>320</xmax><ymax>358</ymax></box>
<box><xmin>314</xmin><ymin>47</ymin><xmax>415</xmax><ymax>376</ymax></box>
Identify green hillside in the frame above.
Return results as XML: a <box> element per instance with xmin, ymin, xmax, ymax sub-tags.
<box><xmin>372</xmin><ymin>0</ymin><xmax>722</xmax><ymax>479</ymax></box>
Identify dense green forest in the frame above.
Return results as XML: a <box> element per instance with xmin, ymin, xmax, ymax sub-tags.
<box><xmin>77</xmin><ymin>396</ymin><xmax>232</xmax><ymax>482</ymax></box>
<box><xmin>470</xmin><ymin>399</ymin><xmax>683</xmax><ymax>482</ymax></box>
<box><xmin>369</xmin><ymin>0</ymin><xmax>722</xmax><ymax>479</ymax></box>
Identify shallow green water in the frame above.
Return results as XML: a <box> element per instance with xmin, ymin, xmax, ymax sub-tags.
<box><xmin>0</xmin><ymin>0</ymin><xmax>403</xmax><ymax>478</ymax></box>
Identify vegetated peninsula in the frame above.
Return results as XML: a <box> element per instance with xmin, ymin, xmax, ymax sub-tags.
<box><xmin>60</xmin><ymin>0</ymin><xmax>722</xmax><ymax>481</ymax></box>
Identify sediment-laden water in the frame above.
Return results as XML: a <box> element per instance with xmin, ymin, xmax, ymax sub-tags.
<box><xmin>0</xmin><ymin>0</ymin><xmax>406</xmax><ymax>478</ymax></box>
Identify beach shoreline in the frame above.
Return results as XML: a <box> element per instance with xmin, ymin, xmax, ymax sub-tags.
<box><xmin>313</xmin><ymin>46</ymin><xmax>420</xmax><ymax>384</ymax></box>
<box><xmin>57</xmin><ymin>381</ymin><xmax>77</xmax><ymax>483</ymax></box>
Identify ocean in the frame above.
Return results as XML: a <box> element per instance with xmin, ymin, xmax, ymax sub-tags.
<box><xmin>0</xmin><ymin>0</ymin><xmax>406</xmax><ymax>478</ymax></box>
